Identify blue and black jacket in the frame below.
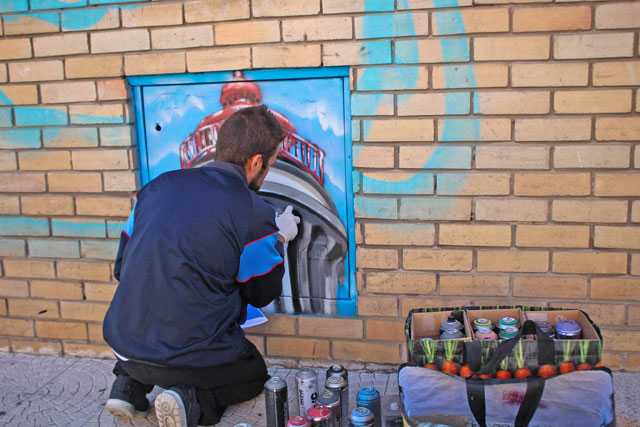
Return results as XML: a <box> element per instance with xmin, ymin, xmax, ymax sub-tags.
<box><xmin>103</xmin><ymin>162</ymin><xmax>284</xmax><ymax>368</ymax></box>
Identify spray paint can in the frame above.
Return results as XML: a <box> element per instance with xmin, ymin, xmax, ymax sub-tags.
<box><xmin>296</xmin><ymin>368</ymin><xmax>318</xmax><ymax>417</ymax></box>
<box><xmin>307</xmin><ymin>404</ymin><xmax>331</xmax><ymax>427</ymax></box>
<box><xmin>324</xmin><ymin>375</ymin><xmax>349</xmax><ymax>427</ymax></box>
<box><xmin>316</xmin><ymin>389</ymin><xmax>340</xmax><ymax>427</ymax></box>
<box><xmin>234</xmin><ymin>424</ymin><xmax>252</xmax><ymax>427</ymax></box>
<box><xmin>355</xmin><ymin>387</ymin><xmax>381</xmax><ymax>427</ymax></box>
<box><xmin>348</xmin><ymin>408</ymin><xmax>374</xmax><ymax>427</ymax></box>
<box><xmin>287</xmin><ymin>416</ymin><xmax>310</xmax><ymax>427</ymax></box>
<box><xmin>265</xmin><ymin>376</ymin><xmax>289</xmax><ymax>427</ymax></box>
<box><xmin>325</xmin><ymin>364</ymin><xmax>348</xmax><ymax>383</ymax></box>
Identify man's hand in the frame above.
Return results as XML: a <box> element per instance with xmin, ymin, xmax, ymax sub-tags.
<box><xmin>275</xmin><ymin>205</ymin><xmax>300</xmax><ymax>243</ymax></box>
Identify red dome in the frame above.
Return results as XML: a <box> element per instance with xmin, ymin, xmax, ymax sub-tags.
<box><xmin>220</xmin><ymin>71</ymin><xmax>261</xmax><ymax>107</ymax></box>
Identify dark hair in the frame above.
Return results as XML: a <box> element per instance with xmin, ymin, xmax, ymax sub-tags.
<box><xmin>216</xmin><ymin>105</ymin><xmax>285</xmax><ymax>167</ymax></box>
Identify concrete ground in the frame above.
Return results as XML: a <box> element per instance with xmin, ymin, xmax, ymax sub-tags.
<box><xmin>0</xmin><ymin>353</ymin><xmax>637</xmax><ymax>426</ymax></box>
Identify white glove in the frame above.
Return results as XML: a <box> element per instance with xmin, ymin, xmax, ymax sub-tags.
<box><xmin>275</xmin><ymin>205</ymin><xmax>300</xmax><ymax>243</ymax></box>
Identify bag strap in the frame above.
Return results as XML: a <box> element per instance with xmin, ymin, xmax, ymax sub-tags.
<box><xmin>474</xmin><ymin>320</ymin><xmax>554</xmax><ymax>375</ymax></box>
<box><xmin>515</xmin><ymin>377</ymin><xmax>545</xmax><ymax>427</ymax></box>
<box><xmin>466</xmin><ymin>378</ymin><xmax>486</xmax><ymax>427</ymax></box>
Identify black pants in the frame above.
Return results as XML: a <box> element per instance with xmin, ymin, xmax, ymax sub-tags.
<box><xmin>113</xmin><ymin>339</ymin><xmax>269</xmax><ymax>425</ymax></box>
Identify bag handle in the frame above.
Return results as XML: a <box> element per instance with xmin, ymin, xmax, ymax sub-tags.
<box><xmin>472</xmin><ymin>320</ymin><xmax>554</xmax><ymax>375</ymax></box>
<box><xmin>466</xmin><ymin>379</ymin><xmax>486</xmax><ymax>427</ymax></box>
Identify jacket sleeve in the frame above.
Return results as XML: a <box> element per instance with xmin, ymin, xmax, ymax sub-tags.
<box><xmin>114</xmin><ymin>196</ymin><xmax>137</xmax><ymax>281</ymax></box>
<box><xmin>237</xmin><ymin>231</ymin><xmax>285</xmax><ymax>308</ymax></box>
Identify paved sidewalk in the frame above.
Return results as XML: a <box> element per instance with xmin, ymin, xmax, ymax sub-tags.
<box><xmin>0</xmin><ymin>353</ymin><xmax>638</xmax><ymax>426</ymax></box>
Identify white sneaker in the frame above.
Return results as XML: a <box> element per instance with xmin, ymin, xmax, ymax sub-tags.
<box><xmin>155</xmin><ymin>389</ymin><xmax>188</xmax><ymax>427</ymax></box>
<box><xmin>105</xmin><ymin>398</ymin><xmax>149</xmax><ymax>419</ymax></box>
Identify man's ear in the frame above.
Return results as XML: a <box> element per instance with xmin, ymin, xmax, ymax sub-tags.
<box><xmin>244</xmin><ymin>154</ymin><xmax>263</xmax><ymax>178</ymax></box>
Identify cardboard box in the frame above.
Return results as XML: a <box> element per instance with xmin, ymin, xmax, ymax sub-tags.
<box><xmin>409</xmin><ymin>310</ymin><xmax>472</xmax><ymax>341</ymax></box>
<box><xmin>525</xmin><ymin>309</ymin><xmax>599</xmax><ymax>340</ymax></box>
<box><xmin>465</xmin><ymin>307</ymin><xmax>526</xmax><ymax>340</ymax></box>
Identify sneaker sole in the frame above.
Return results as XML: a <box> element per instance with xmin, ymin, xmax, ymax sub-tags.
<box><xmin>105</xmin><ymin>398</ymin><xmax>149</xmax><ymax>419</ymax></box>
<box><xmin>155</xmin><ymin>390</ymin><xmax>188</xmax><ymax>427</ymax></box>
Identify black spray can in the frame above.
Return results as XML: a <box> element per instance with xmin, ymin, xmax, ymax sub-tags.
<box><xmin>348</xmin><ymin>408</ymin><xmax>374</xmax><ymax>427</ymax></box>
<box><xmin>316</xmin><ymin>389</ymin><xmax>340</xmax><ymax>427</ymax></box>
<box><xmin>265</xmin><ymin>376</ymin><xmax>289</xmax><ymax>427</ymax></box>
<box><xmin>355</xmin><ymin>387</ymin><xmax>381</xmax><ymax>427</ymax></box>
<box><xmin>324</xmin><ymin>375</ymin><xmax>349</xmax><ymax>427</ymax></box>
<box><xmin>325</xmin><ymin>364</ymin><xmax>348</xmax><ymax>382</ymax></box>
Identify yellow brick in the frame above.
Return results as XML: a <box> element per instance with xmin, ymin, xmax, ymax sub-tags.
<box><xmin>363</xmin><ymin>223</ymin><xmax>435</xmax><ymax>246</ymax></box>
<box><xmin>4</xmin><ymin>14</ymin><xmax>59</xmax><ymax>35</ymax></box>
<box><xmin>70</xmin><ymin>104</ymin><xmax>122</xmax><ymax>124</ymax></box>
<box><xmin>404</xmin><ymin>249</ymin><xmax>472</xmax><ymax>271</ymax></box>
<box><xmin>0</xmin><ymin>38</ymin><xmax>32</xmax><ymax>60</ymax></box>
<box><xmin>36</xmin><ymin>320</ymin><xmax>87</xmax><ymax>340</ymax></box>
<box><xmin>75</xmin><ymin>196</ymin><xmax>131</xmax><ymax>217</ymax></box>
<box><xmin>124</xmin><ymin>52</ymin><xmax>185</xmax><ymax>76</ymax></box>
<box><xmin>366</xmin><ymin>271</ymin><xmax>436</xmax><ymax>295</ymax></box>
<box><xmin>399</xmin><ymin>93</ymin><xmax>462</xmax><ymax>116</ymax></box>
<box><xmin>8</xmin><ymin>60</ymin><xmax>63</xmax><ymax>82</ymax></box>
<box><xmin>33</xmin><ymin>33</ymin><xmax>88</xmax><ymax>57</ymax></box>
<box><xmin>601</xmin><ymin>329</ymin><xmax>640</xmax><ymax>352</ymax></box>
<box><xmin>18</xmin><ymin>151</ymin><xmax>71</xmax><ymax>171</ymax></box>
<box><xmin>56</xmin><ymin>261</ymin><xmax>111</xmax><ymax>281</ymax></box>
<box><xmin>437</xmin><ymin>173</ymin><xmax>510</xmax><ymax>196</ymax></box>
<box><xmin>553</xmin><ymin>200</ymin><xmax>627</xmax><ymax>223</ymax></box>
<box><xmin>356</xmin><ymin>295</ymin><xmax>398</xmax><ymax>317</ymax></box>
<box><xmin>475</xmin><ymin>146</ymin><xmax>549</xmax><ymax>169</ymax></box>
<box><xmin>0</xmin><ymin>172</ymin><xmax>46</xmax><ymax>192</ymax></box>
<box><xmin>514</xmin><ymin>276</ymin><xmax>587</xmax><ymax>299</ymax></box>
<box><xmin>3</xmin><ymin>260</ymin><xmax>55</xmax><ymax>279</ymax></box>
<box><xmin>593</xmin><ymin>278</ymin><xmax>640</xmax><ymax>304</ymax></box>
<box><xmin>104</xmin><ymin>171</ymin><xmax>137</xmax><ymax>192</ymax></box>
<box><xmin>0</xmin><ymin>279</ymin><xmax>29</xmax><ymax>297</ymax></box>
<box><xmin>514</xmin><ymin>173</ymin><xmax>590</xmax><ymax>196</ymax></box>
<box><xmin>122</xmin><ymin>2</ymin><xmax>183</xmax><ymax>27</ymax></box>
<box><xmin>363</xmin><ymin>119</ymin><xmax>433</xmax><ymax>142</ymax></box>
<box><xmin>515</xmin><ymin>118</ymin><xmax>591</xmax><ymax>141</ymax></box>
<box><xmin>625</xmin><ymin>354</ymin><xmax>640</xmax><ymax>371</ymax></box>
<box><xmin>41</xmin><ymin>81</ymin><xmax>96</xmax><ymax>104</ymax></box>
<box><xmin>632</xmin><ymin>254</ymin><xmax>640</xmax><ymax>276</ymax></box>
<box><xmin>593</xmin><ymin>61</ymin><xmax>640</xmax><ymax>87</ymax></box>
<box><xmin>356</xmin><ymin>248</ymin><xmax>398</xmax><ymax>270</ymax></box>
<box><xmin>555</xmin><ymin>33</ymin><xmax>634</xmax><ymax>59</ymax></box>
<box><xmin>438</xmin><ymin>118</ymin><xmax>510</xmax><ymax>141</ymax></box>
<box><xmin>63</xmin><ymin>342</ymin><xmax>113</xmax><ymax>358</ymax></box>
<box><xmin>630</xmin><ymin>305</ymin><xmax>640</xmax><ymax>325</ymax></box>
<box><xmin>253</xmin><ymin>45</ymin><xmax>322</xmax><ymax>68</ymax></box>
<box><xmin>91</xmin><ymin>29</ymin><xmax>150</xmax><ymax>53</ymax></box>
<box><xmin>47</xmin><ymin>172</ymin><xmax>102</xmax><ymax>192</ymax></box>
<box><xmin>248</xmin><ymin>314</ymin><xmax>296</xmax><ymax>335</ymax></box>
<box><xmin>595</xmin><ymin>226</ymin><xmax>640</xmax><ymax>250</ymax></box>
<box><xmin>440</xmin><ymin>274</ymin><xmax>509</xmax><ymax>296</ymax></box>
<box><xmin>30</xmin><ymin>280</ymin><xmax>83</xmax><ymax>300</ymax></box>
<box><xmin>11</xmin><ymin>339</ymin><xmax>61</xmax><ymax>355</ymax></box>
<box><xmin>266</xmin><ymin>337</ymin><xmax>329</xmax><ymax>359</ymax></box>
<box><xmin>97</xmin><ymin>80</ymin><xmax>128</xmax><ymax>101</ymax></box>
<box><xmin>0</xmin><ymin>84</ymin><xmax>38</xmax><ymax>104</ymax></box>
<box><xmin>553</xmin><ymin>251</ymin><xmax>626</xmax><ymax>274</ymax></box>
<box><xmin>0</xmin><ymin>64</ymin><xmax>5</xmax><ymax>82</ymax></box>
<box><xmin>253</xmin><ymin>0</ymin><xmax>319</xmax><ymax>16</ymax></box>
<box><xmin>185</xmin><ymin>0</ymin><xmax>249</xmax><ymax>23</ymax></box>
<box><xmin>8</xmin><ymin>298</ymin><xmax>59</xmax><ymax>318</ymax></box>
<box><xmin>186</xmin><ymin>47</ymin><xmax>250</xmax><ymax>72</ymax></box>
<box><xmin>215</xmin><ymin>20</ymin><xmax>280</xmax><ymax>45</ymax></box>
<box><xmin>323</xmin><ymin>41</ymin><xmax>391</xmax><ymax>66</ymax></box>
<box><xmin>596</xmin><ymin>117</ymin><xmax>640</xmax><ymax>141</ymax></box>
<box><xmin>87</xmin><ymin>323</ymin><xmax>104</xmax><ymax>343</ymax></box>
<box><xmin>475</xmin><ymin>91</ymin><xmax>549</xmax><ymax>115</ymax></box>
<box><xmin>60</xmin><ymin>301</ymin><xmax>109</xmax><ymax>321</ymax></box>
<box><xmin>365</xmin><ymin>319</ymin><xmax>404</xmax><ymax>342</ymax></box>
<box><xmin>556</xmin><ymin>90</ymin><xmax>632</xmax><ymax>114</ymax></box>
<box><xmin>513</xmin><ymin>63</ymin><xmax>589</xmax><ymax>87</ymax></box>
<box><xmin>440</xmin><ymin>224</ymin><xmax>511</xmax><ymax>247</ymax></box>
<box><xmin>513</xmin><ymin>6</ymin><xmax>591</xmax><ymax>32</ymax></box>
<box><xmin>0</xmin><ymin>302</ymin><xmax>5</xmax><ymax>316</ymax></box>
<box><xmin>298</xmin><ymin>316</ymin><xmax>362</xmax><ymax>339</ymax></box>
<box><xmin>474</xmin><ymin>36</ymin><xmax>549</xmax><ymax>61</ymax></box>
<box><xmin>151</xmin><ymin>25</ymin><xmax>213</xmax><ymax>50</ymax></box>
<box><xmin>555</xmin><ymin>145</ymin><xmax>630</xmax><ymax>169</ymax></box>
<box><xmin>516</xmin><ymin>225</ymin><xmax>589</xmax><ymax>248</ymax></box>
<box><xmin>549</xmin><ymin>302</ymin><xmax>626</xmax><ymax>327</ymax></box>
<box><xmin>0</xmin><ymin>318</ymin><xmax>34</xmax><ymax>337</ymax></box>
<box><xmin>0</xmin><ymin>152</ymin><xmax>16</xmax><ymax>170</ymax></box>
<box><xmin>399</xmin><ymin>146</ymin><xmax>467</xmax><ymax>169</ymax></box>
<box><xmin>432</xmin><ymin>64</ymin><xmax>508</xmax><ymax>89</ymax></box>
<box><xmin>434</xmin><ymin>8</ymin><xmax>508</xmax><ymax>34</ymax></box>
<box><xmin>84</xmin><ymin>283</ymin><xmax>117</xmax><ymax>302</ymax></box>
<box><xmin>595</xmin><ymin>2</ymin><xmax>640</xmax><ymax>29</ymax></box>
<box><xmin>634</xmin><ymin>201</ymin><xmax>640</xmax><ymax>222</ymax></box>
<box><xmin>65</xmin><ymin>56</ymin><xmax>123</xmax><ymax>79</ymax></box>
<box><xmin>283</xmin><ymin>16</ymin><xmax>352</xmax><ymax>42</ymax></box>
<box><xmin>71</xmin><ymin>149</ymin><xmax>128</xmax><ymax>170</ymax></box>
<box><xmin>595</xmin><ymin>173</ymin><xmax>640</xmax><ymax>197</ymax></box>
<box><xmin>333</xmin><ymin>341</ymin><xmax>400</xmax><ymax>364</ymax></box>
<box><xmin>0</xmin><ymin>195</ymin><xmax>19</xmax><ymax>213</ymax></box>
<box><xmin>477</xmin><ymin>250</ymin><xmax>548</xmax><ymax>273</ymax></box>
<box><xmin>353</xmin><ymin>146</ymin><xmax>395</xmax><ymax>168</ymax></box>
<box><xmin>600</xmin><ymin>352</ymin><xmax>622</xmax><ymax>370</ymax></box>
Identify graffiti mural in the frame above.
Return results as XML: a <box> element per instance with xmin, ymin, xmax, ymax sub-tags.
<box><xmin>129</xmin><ymin>68</ymin><xmax>356</xmax><ymax>316</ymax></box>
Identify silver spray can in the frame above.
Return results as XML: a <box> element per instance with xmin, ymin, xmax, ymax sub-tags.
<box><xmin>325</xmin><ymin>364</ymin><xmax>348</xmax><ymax>383</ymax></box>
<box><xmin>324</xmin><ymin>375</ymin><xmax>349</xmax><ymax>427</ymax></box>
<box><xmin>348</xmin><ymin>408</ymin><xmax>374</xmax><ymax>427</ymax></box>
<box><xmin>355</xmin><ymin>387</ymin><xmax>381</xmax><ymax>427</ymax></box>
<box><xmin>296</xmin><ymin>368</ymin><xmax>318</xmax><ymax>417</ymax></box>
<box><xmin>316</xmin><ymin>389</ymin><xmax>340</xmax><ymax>427</ymax></box>
<box><xmin>265</xmin><ymin>376</ymin><xmax>289</xmax><ymax>427</ymax></box>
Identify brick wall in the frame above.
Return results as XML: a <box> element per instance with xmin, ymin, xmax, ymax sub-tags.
<box><xmin>0</xmin><ymin>0</ymin><xmax>639</xmax><ymax>371</ymax></box>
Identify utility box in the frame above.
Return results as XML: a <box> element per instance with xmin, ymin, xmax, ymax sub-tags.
<box><xmin>127</xmin><ymin>68</ymin><xmax>356</xmax><ymax>315</ymax></box>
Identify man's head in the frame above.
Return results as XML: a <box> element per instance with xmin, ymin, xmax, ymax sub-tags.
<box><xmin>216</xmin><ymin>105</ymin><xmax>285</xmax><ymax>190</ymax></box>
